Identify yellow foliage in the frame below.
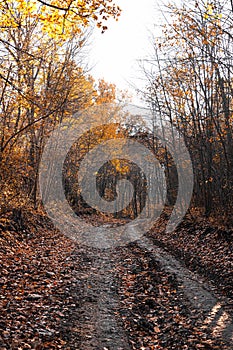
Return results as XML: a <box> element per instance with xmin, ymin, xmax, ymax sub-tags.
<box><xmin>111</xmin><ymin>159</ymin><xmax>129</xmax><ymax>175</ymax></box>
<box><xmin>0</xmin><ymin>0</ymin><xmax>121</xmax><ymax>40</ymax></box>
<box><xmin>204</xmin><ymin>2</ymin><xmax>222</xmax><ymax>21</ymax></box>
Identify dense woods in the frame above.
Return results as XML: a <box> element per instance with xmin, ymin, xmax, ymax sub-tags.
<box><xmin>0</xmin><ymin>0</ymin><xmax>232</xmax><ymax>226</ymax></box>
<box><xmin>0</xmin><ymin>1</ymin><xmax>233</xmax><ymax>349</ymax></box>
<box><xmin>0</xmin><ymin>0</ymin><xmax>122</xmax><ymax>215</ymax></box>
<box><xmin>143</xmin><ymin>0</ymin><xmax>233</xmax><ymax>225</ymax></box>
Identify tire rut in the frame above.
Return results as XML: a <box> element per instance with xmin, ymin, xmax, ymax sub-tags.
<box><xmin>65</xmin><ymin>233</ymin><xmax>232</xmax><ymax>349</ymax></box>
<box><xmin>73</xmin><ymin>248</ymin><xmax>131</xmax><ymax>350</ymax></box>
<box><xmin>138</xmin><ymin>236</ymin><xmax>233</xmax><ymax>344</ymax></box>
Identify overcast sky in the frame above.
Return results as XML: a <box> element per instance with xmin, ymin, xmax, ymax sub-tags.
<box><xmin>90</xmin><ymin>0</ymin><xmax>164</xmax><ymax>106</ymax></box>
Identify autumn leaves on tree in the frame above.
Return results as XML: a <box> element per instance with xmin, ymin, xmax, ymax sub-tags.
<box><xmin>0</xmin><ymin>0</ymin><xmax>232</xmax><ymax>225</ymax></box>
<box><xmin>0</xmin><ymin>0</ymin><xmax>121</xmax><ymax>211</ymax></box>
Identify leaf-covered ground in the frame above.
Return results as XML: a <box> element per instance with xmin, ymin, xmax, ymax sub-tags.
<box><xmin>0</xmin><ymin>210</ymin><xmax>232</xmax><ymax>349</ymax></box>
<box><xmin>147</xmin><ymin>212</ymin><xmax>233</xmax><ymax>299</ymax></box>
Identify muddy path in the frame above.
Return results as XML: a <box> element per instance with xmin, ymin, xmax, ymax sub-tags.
<box><xmin>62</xmin><ymin>234</ymin><xmax>232</xmax><ymax>349</ymax></box>
<box><xmin>1</xmin><ymin>218</ymin><xmax>232</xmax><ymax>349</ymax></box>
<box><xmin>138</xmin><ymin>237</ymin><xmax>233</xmax><ymax>343</ymax></box>
<box><xmin>73</xmin><ymin>248</ymin><xmax>131</xmax><ymax>349</ymax></box>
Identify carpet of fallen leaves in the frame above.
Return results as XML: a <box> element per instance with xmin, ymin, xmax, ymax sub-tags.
<box><xmin>0</xmin><ymin>211</ymin><xmax>77</xmax><ymax>349</ymax></box>
<box><xmin>0</xmin><ymin>209</ymin><xmax>232</xmax><ymax>349</ymax></box>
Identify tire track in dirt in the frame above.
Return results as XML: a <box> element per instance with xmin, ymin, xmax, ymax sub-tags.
<box><xmin>138</xmin><ymin>236</ymin><xmax>233</xmax><ymax>344</ymax></box>
<box><xmin>66</xmin><ymin>229</ymin><xmax>232</xmax><ymax>349</ymax></box>
<box><xmin>75</xmin><ymin>247</ymin><xmax>131</xmax><ymax>350</ymax></box>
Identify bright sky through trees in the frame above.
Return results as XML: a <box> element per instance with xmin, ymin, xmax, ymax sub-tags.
<box><xmin>91</xmin><ymin>0</ymin><xmax>161</xmax><ymax>105</ymax></box>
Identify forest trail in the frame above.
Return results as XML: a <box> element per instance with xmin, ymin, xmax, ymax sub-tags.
<box><xmin>63</xmin><ymin>234</ymin><xmax>233</xmax><ymax>349</ymax></box>
<box><xmin>73</xmin><ymin>248</ymin><xmax>131</xmax><ymax>350</ymax></box>
<box><xmin>1</xmin><ymin>220</ymin><xmax>232</xmax><ymax>349</ymax></box>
